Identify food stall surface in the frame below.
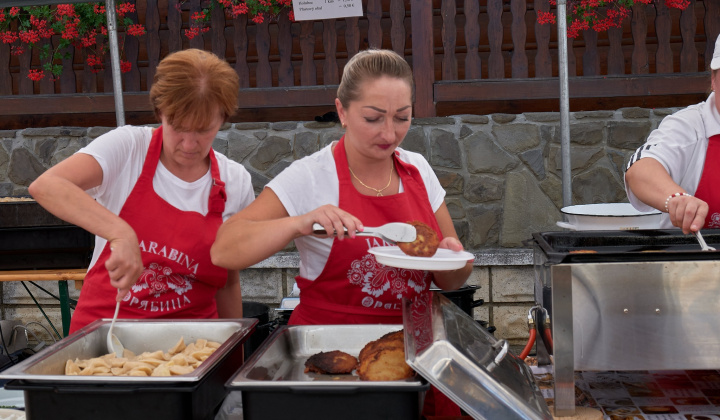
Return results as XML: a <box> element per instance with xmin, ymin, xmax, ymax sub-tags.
<box><xmin>530</xmin><ymin>365</ymin><xmax>720</xmax><ymax>419</ymax></box>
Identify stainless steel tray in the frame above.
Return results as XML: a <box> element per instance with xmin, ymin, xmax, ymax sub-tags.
<box><xmin>0</xmin><ymin>318</ymin><xmax>256</xmax><ymax>383</ymax></box>
<box><xmin>228</xmin><ymin>324</ymin><xmax>424</xmax><ymax>388</ymax></box>
<box><xmin>403</xmin><ymin>293</ymin><xmax>552</xmax><ymax>420</ymax></box>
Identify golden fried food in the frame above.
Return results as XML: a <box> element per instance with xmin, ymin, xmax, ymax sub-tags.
<box><xmin>304</xmin><ymin>350</ymin><xmax>358</xmax><ymax>374</ymax></box>
<box><xmin>356</xmin><ymin>329</ymin><xmax>414</xmax><ymax>381</ymax></box>
<box><xmin>397</xmin><ymin>220</ymin><xmax>439</xmax><ymax>257</ymax></box>
<box><xmin>568</xmin><ymin>249</ymin><xmax>597</xmax><ymax>254</ymax></box>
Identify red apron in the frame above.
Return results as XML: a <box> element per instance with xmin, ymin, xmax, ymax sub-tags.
<box><xmin>70</xmin><ymin>126</ymin><xmax>228</xmax><ymax>333</ymax></box>
<box><xmin>289</xmin><ymin>136</ymin><xmax>461</xmax><ymax>417</ymax></box>
<box><xmin>289</xmin><ymin>136</ymin><xmax>441</xmax><ymax>325</ymax></box>
<box><xmin>694</xmin><ymin>134</ymin><xmax>720</xmax><ymax>228</ymax></box>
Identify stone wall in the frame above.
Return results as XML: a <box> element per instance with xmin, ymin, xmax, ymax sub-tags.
<box><xmin>0</xmin><ymin>107</ymin><xmax>675</xmax><ymax>351</ymax></box>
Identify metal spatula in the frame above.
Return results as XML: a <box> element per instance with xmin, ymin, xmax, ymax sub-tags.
<box><xmin>313</xmin><ymin>222</ymin><xmax>417</xmax><ymax>243</ymax></box>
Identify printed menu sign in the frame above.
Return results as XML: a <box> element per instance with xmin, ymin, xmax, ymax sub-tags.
<box><xmin>292</xmin><ymin>0</ymin><xmax>363</xmax><ymax>21</ymax></box>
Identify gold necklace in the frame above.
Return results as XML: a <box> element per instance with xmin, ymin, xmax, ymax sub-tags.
<box><xmin>348</xmin><ymin>163</ymin><xmax>394</xmax><ymax>197</ymax></box>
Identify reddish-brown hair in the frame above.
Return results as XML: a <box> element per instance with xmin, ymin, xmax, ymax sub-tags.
<box><xmin>150</xmin><ymin>49</ymin><xmax>239</xmax><ymax>131</ymax></box>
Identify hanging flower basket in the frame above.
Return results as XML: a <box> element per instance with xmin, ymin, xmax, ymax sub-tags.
<box><xmin>0</xmin><ymin>3</ymin><xmax>145</xmax><ymax>81</ymax></box>
<box><xmin>537</xmin><ymin>0</ymin><xmax>690</xmax><ymax>38</ymax></box>
<box><xmin>184</xmin><ymin>0</ymin><xmax>294</xmax><ymax>39</ymax></box>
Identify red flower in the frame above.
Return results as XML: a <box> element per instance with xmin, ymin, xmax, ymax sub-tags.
<box><xmin>8</xmin><ymin>7</ymin><xmax>20</xmax><ymax>17</ymax></box>
<box><xmin>120</xmin><ymin>60</ymin><xmax>132</xmax><ymax>73</ymax></box>
<box><xmin>126</xmin><ymin>24</ymin><xmax>146</xmax><ymax>37</ymax></box>
<box><xmin>28</xmin><ymin>69</ymin><xmax>45</xmax><ymax>81</ymax></box>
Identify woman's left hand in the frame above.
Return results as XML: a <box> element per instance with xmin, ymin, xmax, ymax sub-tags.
<box><xmin>437</xmin><ymin>236</ymin><xmax>465</xmax><ymax>252</ymax></box>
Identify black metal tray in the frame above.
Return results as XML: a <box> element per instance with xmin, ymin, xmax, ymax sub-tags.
<box><xmin>531</xmin><ymin>229</ymin><xmax>720</xmax><ymax>264</ymax></box>
<box><xmin>0</xmin><ymin>199</ymin><xmax>67</xmax><ymax>228</ymax></box>
<box><xmin>0</xmin><ymin>225</ymin><xmax>94</xmax><ymax>269</ymax></box>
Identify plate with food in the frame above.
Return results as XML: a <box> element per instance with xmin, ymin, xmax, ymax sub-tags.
<box><xmin>369</xmin><ymin>246</ymin><xmax>474</xmax><ymax>271</ymax></box>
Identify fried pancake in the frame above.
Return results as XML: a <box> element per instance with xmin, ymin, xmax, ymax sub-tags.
<box><xmin>397</xmin><ymin>220</ymin><xmax>439</xmax><ymax>257</ymax></box>
<box><xmin>304</xmin><ymin>350</ymin><xmax>358</xmax><ymax>374</ymax></box>
<box><xmin>357</xmin><ymin>347</ymin><xmax>414</xmax><ymax>381</ymax></box>
<box><xmin>357</xmin><ymin>329</ymin><xmax>414</xmax><ymax>381</ymax></box>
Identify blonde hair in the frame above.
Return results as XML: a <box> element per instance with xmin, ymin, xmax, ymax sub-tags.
<box><xmin>337</xmin><ymin>49</ymin><xmax>415</xmax><ymax>107</ymax></box>
<box><xmin>150</xmin><ymin>49</ymin><xmax>239</xmax><ymax>131</ymax></box>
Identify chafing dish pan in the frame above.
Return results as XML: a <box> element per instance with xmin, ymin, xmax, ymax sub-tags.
<box><xmin>1</xmin><ymin>318</ymin><xmax>256</xmax><ymax>420</ymax></box>
<box><xmin>227</xmin><ymin>324</ymin><xmax>428</xmax><ymax>420</ymax></box>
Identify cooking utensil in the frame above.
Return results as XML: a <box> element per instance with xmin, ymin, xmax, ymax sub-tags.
<box><xmin>557</xmin><ymin>203</ymin><xmax>661</xmax><ymax>231</ymax></box>
<box><xmin>107</xmin><ymin>300</ymin><xmax>124</xmax><ymax>357</ymax></box>
<box><xmin>693</xmin><ymin>230</ymin><xmax>716</xmax><ymax>251</ymax></box>
<box><xmin>312</xmin><ymin>222</ymin><xmax>416</xmax><ymax>243</ymax></box>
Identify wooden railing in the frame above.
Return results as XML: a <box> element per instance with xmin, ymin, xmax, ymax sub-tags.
<box><xmin>0</xmin><ymin>0</ymin><xmax>717</xmax><ymax>128</ymax></box>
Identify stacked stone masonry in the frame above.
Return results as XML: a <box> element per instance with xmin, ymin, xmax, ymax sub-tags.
<box><xmin>0</xmin><ymin>108</ymin><xmax>676</xmax><ymax>353</ymax></box>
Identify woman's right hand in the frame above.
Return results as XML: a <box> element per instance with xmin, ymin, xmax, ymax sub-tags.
<box><xmin>105</xmin><ymin>234</ymin><xmax>144</xmax><ymax>301</ymax></box>
<box><xmin>667</xmin><ymin>194</ymin><xmax>709</xmax><ymax>234</ymax></box>
<box><xmin>299</xmin><ymin>204</ymin><xmax>363</xmax><ymax>240</ymax></box>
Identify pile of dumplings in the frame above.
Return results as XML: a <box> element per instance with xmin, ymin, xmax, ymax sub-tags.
<box><xmin>64</xmin><ymin>337</ymin><xmax>220</xmax><ymax>377</ymax></box>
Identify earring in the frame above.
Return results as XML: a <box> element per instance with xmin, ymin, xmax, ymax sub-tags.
<box><xmin>342</xmin><ymin>122</ymin><xmax>347</xmax><ymax>128</ymax></box>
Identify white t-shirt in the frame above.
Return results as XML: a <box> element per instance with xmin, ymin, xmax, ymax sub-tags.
<box><xmin>267</xmin><ymin>143</ymin><xmax>446</xmax><ymax>280</ymax></box>
<box><xmin>78</xmin><ymin>125</ymin><xmax>255</xmax><ymax>268</ymax></box>
<box><xmin>624</xmin><ymin>92</ymin><xmax>720</xmax><ymax>228</ymax></box>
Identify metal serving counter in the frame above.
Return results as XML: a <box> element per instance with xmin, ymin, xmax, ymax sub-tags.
<box><xmin>531</xmin><ymin>230</ymin><xmax>720</xmax><ymax>416</ymax></box>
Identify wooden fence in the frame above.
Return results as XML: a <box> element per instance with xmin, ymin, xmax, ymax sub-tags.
<box><xmin>0</xmin><ymin>0</ymin><xmax>717</xmax><ymax>128</ymax></box>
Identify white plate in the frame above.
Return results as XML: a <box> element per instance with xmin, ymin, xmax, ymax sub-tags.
<box><xmin>369</xmin><ymin>246</ymin><xmax>474</xmax><ymax>270</ymax></box>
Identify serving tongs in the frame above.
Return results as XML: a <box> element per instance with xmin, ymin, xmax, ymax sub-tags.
<box><xmin>693</xmin><ymin>230</ymin><xmax>716</xmax><ymax>251</ymax></box>
<box><xmin>312</xmin><ymin>222</ymin><xmax>417</xmax><ymax>244</ymax></box>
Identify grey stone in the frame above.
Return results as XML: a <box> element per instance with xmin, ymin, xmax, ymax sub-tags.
<box><xmin>430</xmin><ymin>128</ymin><xmax>462</xmax><ymax>168</ymax></box>
<box><xmin>36</xmin><ymin>138</ymin><xmax>58</xmax><ymax>164</ymax></box>
<box><xmin>606</xmin><ymin>121</ymin><xmax>652</xmax><ymax>150</ymax></box>
<box><xmin>400</xmin><ymin>126</ymin><xmax>427</xmax><ymax>157</ymax></box>
<box><xmin>2</xmin><ymin>139</ymin><xmax>12</xmax><ymax>153</ymax></box>
<box><xmin>0</xmin><ymin>130</ymin><xmax>17</xmax><ymax>138</ymax></box>
<box><xmin>572</xmin><ymin>164</ymin><xmax>626</xmax><ymax>204</ymax></box>
<box><xmin>607</xmin><ymin>149</ymin><xmax>628</xmax><ymax>176</ymax></box>
<box><xmin>458</xmin><ymin>115</ymin><xmax>489</xmax><ymax>124</ymax></box>
<box><xmin>294</xmin><ymin>131</ymin><xmax>319</xmax><ymax>159</ymax></box>
<box><xmin>254</xmin><ymin>131</ymin><xmax>267</xmax><ymax>140</ymax></box>
<box><xmin>493</xmin><ymin>305</ymin><xmax>534</xmax><ymax>346</ymax></box>
<box><xmin>0</xmin><ymin>183</ymin><xmax>12</xmax><ymax>196</ymax></box>
<box><xmin>466</xmin><ymin>204</ymin><xmax>501</xmax><ymax>247</ymax></box>
<box><xmin>540</xmin><ymin>174</ymin><xmax>563</xmax><ymax>209</ymax></box>
<box><xmin>267</xmin><ymin>160</ymin><xmax>292</xmax><ymax>178</ymax></box>
<box><xmin>22</xmin><ymin>127</ymin><xmax>86</xmax><ymax>137</ymax></box>
<box><xmin>501</xmin><ymin>170</ymin><xmax>560</xmax><ymax>247</ymax></box>
<box><xmin>549</xmin><ymin>145</ymin><xmax>604</xmax><ymax>173</ymax></box>
<box><xmin>271</xmin><ymin>121</ymin><xmax>298</xmax><ymax>131</ymax></box>
<box><xmin>492</xmin><ymin>266</ymin><xmax>535</xmax><ymax>303</ymax></box>
<box><xmin>551</xmin><ymin>122</ymin><xmax>605</xmax><ymax>145</ymax></box>
<box><xmin>250</xmin><ymin>136</ymin><xmax>292</xmax><ymax>171</ymax></box>
<box><xmin>620</xmin><ymin>107</ymin><xmax>650</xmax><ymax>119</ymax></box>
<box><xmin>464</xmin><ymin>131</ymin><xmax>518</xmax><ymax>174</ymax></box>
<box><xmin>320</xmin><ymin>130</ymin><xmax>344</xmax><ymax>148</ymax></box>
<box><xmin>435</xmin><ymin>169</ymin><xmax>464</xmax><ymax>195</ymax></box>
<box><xmin>50</xmin><ymin>140</ymin><xmax>83</xmax><ymax>166</ymax></box>
<box><xmin>523</xmin><ymin>112</ymin><xmax>560</xmax><ymax>122</ymax></box>
<box><xmin>453</xmin><ymin>220</ymin><xmax>469</xmax><ymax>245</ymax></box>
<box><xmin>574</xmin><ymin>110</ymin><xmax>614</xmax><ymax>119</ymax></box>
<box><xmin>0</xmin><ymin>145</ymin><xmax>8</xmax><ymax>174</ymax></box>
<box><xmin>219</xmin><ymin>122</ymin><xmax>233</xmax><ymax>131</ymax></box>
<box><xmin>303</xmin><ymin>121</ymin><xmax>338</xmax><ymax>129</ymax></box>
<box><xmin>492</xmin><ymin>124</ymin><xmax>541</xmax><ymax>154</ymax></box>
<box><xmin>238</xmin><ymin>269</ymin><xmax>284</xmax><ymax>302</ymax></box>
<box><xmin>519</xmin><ymin>148</ymin><xmax>546</xmax><ymax>179</ymax></box>
<box><xmin>491</xmin><ymin>114</ymin><xmax>516</xmax><ymax>124</ymax></box>
<box><xmin>463</xmin><ymin>174</ymin><xmax>504</xmax><ymax>203</ymax></box>
<box><xmin>8</xmin><ymin>148</ymin><xmax>46</xmax><ymax>186</ymax></box>
<box><xmin>653</xmin><ymin>108</ymin><xmax>676</xmax><ymax>117</ymax></box>
<box><xmin>86</xmin><ymin>126</ymin><xmax>114</xmax><ymax>138</ymax></box>
<box><xmin>412</xmin><ymin>117</ymin><xmax>455</xmax><ymax>125</ymax></box>
<box><xmin>248</xmin><ymin>168</ymin><xmax>271</xmax><ymax>195</ymax></box>
<box><xmin>234</xmin><ymin>122</ymin><xmax>270</xmax><ymax>130</ymax></box>
<box><xmin>459</xmin><ymin>125</ymin><xmax>473</xmax><ymax>139</ymax></box>
<box><xmin>227</xmin><ymin>132</ymin><xmax>260</xmax><ymax>162</ymax></box>
<box><xmin>446</xmin><ymin>197</ymin><xmax>465</xmax><ymax>219</ymax></box>
<box><xmin>212</xmin><ymin>137</ymin><xmax>228</xmax><ymax>155</ymax></box>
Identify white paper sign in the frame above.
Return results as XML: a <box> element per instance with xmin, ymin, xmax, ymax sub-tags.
<box><xmin>292</xmin><ymin>0</ymin><xmax>363</xmax><ymax>21</ymax></box>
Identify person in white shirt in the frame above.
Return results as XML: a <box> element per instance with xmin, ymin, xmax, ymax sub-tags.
<box><xmin>625</xmin><ymin>34</ymin><xmax>720</xmax><ymax>234</ymax></box>
<box><xmin>29</xmin><ymin>49</ymin><xmax>254</xmax><ymax>332</ymax></box>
